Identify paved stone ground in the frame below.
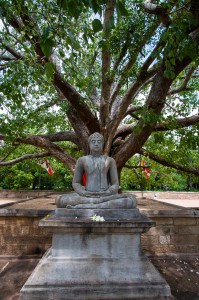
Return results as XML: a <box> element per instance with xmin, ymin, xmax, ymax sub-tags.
<box><xmin>0</xmin><ymin>192</ymin><xmax>199</xmax><ymax>300</ymax></box>
<box><xmin>4</xmin><ymin>192</ymin><xmax>183</xmax><ymax>211</ymax></box>
<box><xmin>155</xmin><ymin>198</ymin><xmax>199</xmax><ymax>208</ymax></box>
<box><xmin>135</xmin><ymin>191</ymin><xmax>199</xmax><ymax>208</ymax></box>
<box><xmin>0</xmin><ymin>199</ymin><xmax>16</xmax><ymax>206</ymax></box>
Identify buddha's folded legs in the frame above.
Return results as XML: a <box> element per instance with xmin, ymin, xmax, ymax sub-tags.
<box><xmin>56</xmin><ymin>193</ymin><xmax>137</xmax><ymax>208</ymax></box>
<box><xmin>69</xmin><ymin>197</ymin><xmax>136</xmax><ymax>209</ymax></box>
<box><xmin>56</xmin><ymin>193</ymin><xmax>92</xmax><ymax>207</ymax></box>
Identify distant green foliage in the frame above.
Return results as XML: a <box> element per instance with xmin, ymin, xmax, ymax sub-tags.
<box><xmin>0</xmin><ymin>154</ymin><xmax>198</xmax><ymax>191</ymax></box>
<box><xmin>0</xmin><ymin>143</ymin><xmax>74</xmax><ymax>190</ymax></box>
<box><xmin>0</xmin><ymin>161</ymin><xmax>73</xmax><ymax>191</ymax></box>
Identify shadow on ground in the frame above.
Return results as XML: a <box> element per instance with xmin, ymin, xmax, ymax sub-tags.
<box><xmin>150</xmin><ymin>255</ymin><xmax>199</xmax><ymax>300</ymax></box>
<box><xmin>0</xmin><ymin>257</ymin><xmax>40</xmax><ymax>300</ymax></box>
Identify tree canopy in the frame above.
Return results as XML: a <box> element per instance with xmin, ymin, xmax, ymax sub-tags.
<box><xmin>0</xmin><ymin>0</ymin><xmax>199</xmax><ymax>179</ymax></box>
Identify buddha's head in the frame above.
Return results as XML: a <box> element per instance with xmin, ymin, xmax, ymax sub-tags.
<box><xmin>89</xmin><ymin>132</ymin><xmax>104</xmax><ymax>155</ymax></box>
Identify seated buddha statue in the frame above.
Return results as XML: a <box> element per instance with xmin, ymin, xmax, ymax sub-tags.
<box><xmin>55</xmin><ymin>132</ymin><xmax>136</xmax><ymax>209</ymax></box>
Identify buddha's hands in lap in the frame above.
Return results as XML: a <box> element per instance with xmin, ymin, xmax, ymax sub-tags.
<box><xmin>74</xmin><ymin>189</ymin><xmax>105</xmax><ymax>198</ymax></box>
<box><xmin>83</xmin><ymin>187</ymin><xmax>117</xmax><ymax>198</ymax></box>
<box><xmin>73</xmin><ymin>182</ymin><xmax>118</xmax><ymax>198</ymax></box>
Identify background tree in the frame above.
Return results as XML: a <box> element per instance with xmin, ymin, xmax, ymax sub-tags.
<box><xmin>0</xmin><ymin>0</ymin><xmax>199</xmax><ymax>183</ymax></box>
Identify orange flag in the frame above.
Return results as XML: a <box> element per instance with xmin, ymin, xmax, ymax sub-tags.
<box><xmin>37</xmin><ymin>160</ymin><xmax>55</xmax><ymax>176</ymax></box>
<box><xmin>141</xmin><ymin>160</ymin><xmax>150</xmax><ymax>179</ymax></box>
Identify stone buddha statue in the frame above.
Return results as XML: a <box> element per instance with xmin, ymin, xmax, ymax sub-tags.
<box><xmin>56</xmin><ymin>132</ymin><xmax>136</xmax><ymax>209</ymax></box>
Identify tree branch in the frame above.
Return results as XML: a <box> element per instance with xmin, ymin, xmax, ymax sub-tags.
<box><xmin>112</xmin><ymin>40</ymin><xmax>130</xmax><ymax>73</ymax></box>
<box><xmin>16</xmin><ymin>135</ymin><xmax>76</xmax><ymax>172</ymax></box>
<box><xmin>38</xmin><ymin>131</ymin><xmax>79</xmax><ymax>145</ymax></box>
<box><xmin>108</xmin><ymin>69</ymin><xmax>156</xmax><ymax>141</ymax></box>
<box><xmin>125</xmin><ymin>105</ymin><xmax>142</xmax><ymax>117</ymax></box>
<box><xmin>114</xmin><ymin>124</ymin><xmax>134</xmax><ymax>141</ymax></box>
<box><xmin>143</xmin><ymin>0</ymin><xmax>171</xmax><ymax>26</ymax></box>
<box><xmin>110</xmin><ymin>23</ymin><xmax>159</xmax><ymax>106</ymax></box>
<box><xmin>67</xmin><ymin>107</ymin><xmax>90</xmax><ymax>155</ymax></box>
<box><xmin>0</xmin><ymin>56</ymin><xmax>16</xmax><ymax>61</ymax></box>
<box><xmin>124</xmin><ymin>164</ymin><xmax>150</xmax><ymax>169</ymax></box>
<box><xmin>113</xmin><ymin>53</ymin><xmax>194</xmax><ymax>169</ymax></box>
<box><xmin>113</xmin><ymin>113</ymin><xmax>199</xmax><ymax>143</ymax></box>
<box><xmin>100</xmin><ymin>0</ymin><xmax>115</xmax><ymax>134</ymax></box>
<box><xmin>109</xmin><ymin>26</ymin><xmax>164</xmax><ymax>125</ymax></box>
<box><xmin>4</xmin><ymin>45</ymin><xmax>24</xmax><ymax>60</ymax></box>
<box><xmin>154</xmin><ymin>114</ymin><xmax>199</xmax><ymax>131</ymax></box>
<box><xmin>53</xmin><ymin>73</ymin><xmax>100</xmax><ymax>134</ymax></box>
<box><xmin>0</xmin><ymin>152</ymin><xmax>50</xmax><ymax>167</ymax></box>
<box><xmin>168</xmin><ymin>66</ymin><xmax>197</xmax><ymax>95</ymax></box>
<box><xmin>138</xmin><ymin>148</ymin><xmax>199</xmax><ymax>175</ymax></box>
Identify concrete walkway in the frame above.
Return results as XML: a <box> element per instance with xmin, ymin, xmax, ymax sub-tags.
<box><xmin>155</xmin><ymin>198</ymin><xmax>199</xmax><ymax>208</ymax></box>
<box><xmin>0</xmin><ymin>199</ymin><xmax>16</xmax><ymax>205</ymax></box>
<box><xmin>132</xmin><ymin>192</ymin><xmax>199</xmax><ymax>208</ymax></box>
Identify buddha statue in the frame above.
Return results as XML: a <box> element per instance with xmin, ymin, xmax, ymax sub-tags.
<box><xmin>56</xmin><ymin>132</ymin><xmax>136</xmax><ymax>209</ymax></box>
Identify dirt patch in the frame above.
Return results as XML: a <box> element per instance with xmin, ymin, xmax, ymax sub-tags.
<box><xmin>150</xmin><ymin>255</ymin><xmax>199</xmax><ymax>300</ymax></box>
<box><xmin>0</xmin><ymin>257</ymin><xmax>40</xmax><ymax>300</ymax></box>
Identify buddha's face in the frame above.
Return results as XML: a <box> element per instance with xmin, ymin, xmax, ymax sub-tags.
<box><xmin>89</xmin><ymin>137</ymin><xmax>103</xmax><ymax>154</ymax></box>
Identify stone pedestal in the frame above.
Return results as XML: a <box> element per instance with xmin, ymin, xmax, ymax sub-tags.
<box><xmin>19</xmin><ymin>209</ymin><xmax>173</xmax><ymax>299</ymax></box>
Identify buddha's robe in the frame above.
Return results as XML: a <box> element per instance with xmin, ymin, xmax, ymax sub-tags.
<box><xmin>56</xmin><ymin>155</ymin><xmax>136</xmax><ymax>209</ymax></box>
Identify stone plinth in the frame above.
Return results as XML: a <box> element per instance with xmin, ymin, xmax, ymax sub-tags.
<box><xmin>19</xmin><ymin>209</ymin><xmax>173</xmax><ymax>300</ymax></box>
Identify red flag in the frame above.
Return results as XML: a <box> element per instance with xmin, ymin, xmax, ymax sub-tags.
<box><xmin>37</xmin><ymin>160</ymin><xmax>54</xmax><ymax>176</ymax></box>
<box><xmin>141</xmin><ymin>160</ymin><xmax>150</xmax><ymax>179</ymax></box>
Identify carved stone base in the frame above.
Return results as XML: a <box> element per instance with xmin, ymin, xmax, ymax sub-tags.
<box><xmin>19</xmin><ymin>210</ymin><xmax>173</xmax><ymax>300</ymax></box>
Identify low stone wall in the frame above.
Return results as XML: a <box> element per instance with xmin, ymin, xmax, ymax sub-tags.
<box><xmin>141</xmin><ymin>209</ymin><xmax>199</xmax><ymax>254</ymax></box>
<box><xmin>134</xmin><ymin>191</ymin><xmax>199</xmax><ymax>200</ymax></box>
<box><xmin>0</xmin><ymin>214</ymin><xmax>51</xmax><ymax>256</ymax></box>
<box><xmin>0</xmin><ymin>189</ymin><xmax>60</xmax><ymax>199</ymax></box>
<box><xmin>0</xmin><ymin>207</ymin><xmax>198</xmax><ymax>256</ymax></box>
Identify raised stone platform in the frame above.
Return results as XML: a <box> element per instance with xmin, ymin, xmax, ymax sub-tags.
<box><xmin>19</xmin><ymin>210</ymin><xmax>173</xmax><ymax>300</ymax></box>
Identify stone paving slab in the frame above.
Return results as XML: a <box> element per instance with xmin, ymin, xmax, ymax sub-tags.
<box><xmin>0</xmin><ymin>199</ymin><xmax>16</xmax><ymax>205</ymax></box>
<box><xmin>155</xmin><ymin>198</ymin><xmax>199</xmax><ymax>208</ymax></box>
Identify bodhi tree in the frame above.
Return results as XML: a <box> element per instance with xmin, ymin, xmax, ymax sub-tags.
<box><xmin>0</xmin><ymin>0</ymin><xmax>199</xmax><ymax>179</ymax></box>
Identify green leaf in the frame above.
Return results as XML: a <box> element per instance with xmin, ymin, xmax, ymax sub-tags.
<box><xmin>170</xmin><ymin>58</ymin><xmax>176</xmax><ymax>66</ymax></box>
<box><xmin>116</xmin><ymin>1</ymin><xmax>128</xmax><ymax>16</ymax></box>
<box><xmin>59</xmin><ymin>49</ymin><xmax>65</xmax><ymax>58</ymax></box>
<box><xmin>67</xmin><ymin>0</ymin><xmax>81</xmax><ymax>19</ymax></box>
<box><xmin>67</xmin><ymin>30</ymin><xmax>80</xmax><ymax>50</ymax></box>
<box><xmin>40</xmin><ymin>26</ymin><xmax>55</xmax><ymax>57</ymax></box>
<box><xmin>89</xmin><ymin>0</ymin><xmax>101</xmax><ymax>14</ymax></box>
<box><xmin>57</xmin><ymin>0</ymin><xmax>82</xmax><ymax>19</ymax></box>
<box><xmin>83</xmin><ymin>33</ymin><xmax>88</xmax><ymax>44</ymax></box>
<box><xmin>40</xmin><ymin>40</ymin><xmax>54</xmax><ymax>57</ymax></box>
<box><xmin>92</xmin><ymin>19</ymin><xmax>103</xmax><ymax>34</ymax></box>
<box><xmin>45</xmin><ymin>62</ymin><xmax>56</xmax><ymax>79</ymax></box>
<box><xmin>98</xmin><ymin>39</ymin><xmax>108</xmax><ymax>50</ymax></box>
